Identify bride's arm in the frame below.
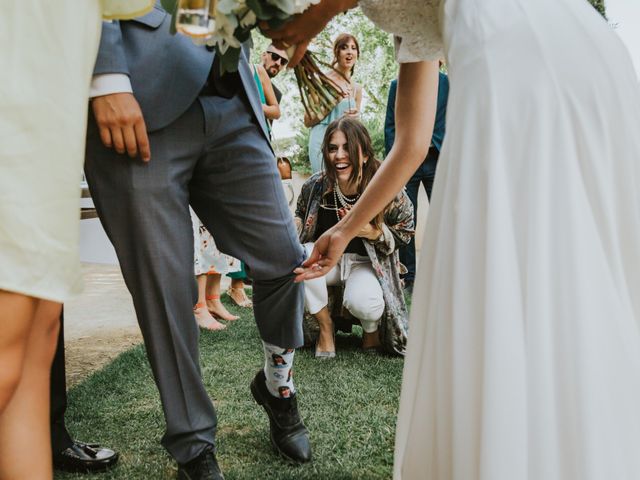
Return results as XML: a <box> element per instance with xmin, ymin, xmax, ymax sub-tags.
<box><xmin>295</xmin><ymin>60</ymin><xmax>440</xmax><ymax>280</ymax></box>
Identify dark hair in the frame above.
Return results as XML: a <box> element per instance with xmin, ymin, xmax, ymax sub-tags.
<box><xmin>332</xmin><ymin>33</ymin><xmax>360</xmax><ymax>76</ymax></box>
<box><xmin>321</xmin><ymin>117</ymin><xmax>385</xmax><ymax>228</ymax></box>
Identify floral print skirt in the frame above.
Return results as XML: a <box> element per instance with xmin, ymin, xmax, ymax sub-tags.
<box><xmin>190</xmin><ymin>208</ymin><xmax>241</xmax><ymax>276</ymax></box>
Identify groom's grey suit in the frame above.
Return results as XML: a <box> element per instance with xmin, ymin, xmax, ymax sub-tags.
<box><xmin>84</xmin><ymin>4</ymin><xmax>305</xmax><ymax>464</ymax></box>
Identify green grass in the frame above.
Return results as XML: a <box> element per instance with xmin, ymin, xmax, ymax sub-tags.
<box><xmin>55</xmin><ymin>296</ymin><xmax>405</xmax><ymax>479</ymax></box>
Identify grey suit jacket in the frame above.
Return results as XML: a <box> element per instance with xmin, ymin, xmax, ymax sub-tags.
<box><xmin>93</xmin><ymin>3</ymin><xmax>269</xmax><ymax>139</ymax></box>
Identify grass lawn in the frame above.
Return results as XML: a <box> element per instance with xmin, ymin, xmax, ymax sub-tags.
<box><xmin>55</xmin><ymin>296</ymin><xmax>405</xmax><ymax>479</ymax></box>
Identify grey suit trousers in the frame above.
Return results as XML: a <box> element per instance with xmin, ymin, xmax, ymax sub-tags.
<box><xmin>84</xmin><ymin>92</ymin><xmax>305</xmax><ymax>463</ymax></box>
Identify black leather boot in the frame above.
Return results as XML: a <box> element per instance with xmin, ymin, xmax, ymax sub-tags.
<box><xmin>250</xmin><ymin>370</ymin><xmax>312</xmax><ymax>464</ymax></box>
<box><xmin>177</xmin><ymin>446</ymin><xmax>224</xmax><ymax>480</ymax></box>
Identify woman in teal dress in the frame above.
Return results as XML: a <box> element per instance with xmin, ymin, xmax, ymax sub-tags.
<box><xmin>307</xmin><ymin>33</ymin><xmax>363</xmax><ymax>173</ymax></box>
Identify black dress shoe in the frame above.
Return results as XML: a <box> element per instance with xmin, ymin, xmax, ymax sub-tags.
<box><xmin>250</xmin><ymin>370</ymin><xmax>312</xmax><ymax>464</ymax></box>
<box><xmin>53</xmin><ymin>440</ymin><xmax>119</xmax><ymax>473</ymax></box>
<box><xmin>177</xmin><ymin>446</ymin><xmax>224</xmax><ymax>480</ymax></box>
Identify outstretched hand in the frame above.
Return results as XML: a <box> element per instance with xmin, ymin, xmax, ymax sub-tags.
<box><xmin>294</xmin><ymin>226</ymin><xmax>351</xmax><ymax>282</ymax></box>
<box><xmin>261</xmin><ymin>0</ymin><xmax>358</xmax><ymax>67</ymax></box>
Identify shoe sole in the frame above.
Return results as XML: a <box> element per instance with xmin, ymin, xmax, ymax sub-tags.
<box><xmin>54</xmin><ymin>460</ymin><xmax>117</xmax><ymax>474</ymax></box>
<box><xmin>250</xmin><ymin>381</ymin><xmax>308</xmax><ymax>465</ymax></box>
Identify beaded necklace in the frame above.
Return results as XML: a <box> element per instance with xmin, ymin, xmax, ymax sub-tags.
<box><xmin>333</xmin><ymin>182</ymin><xmax>360</xmax><ymax>221</ymax></box>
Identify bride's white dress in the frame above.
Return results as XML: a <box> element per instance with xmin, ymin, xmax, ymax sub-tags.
<box><xmin>360</xmin><ymin>0</ymin><xmax>640</xmax><ymax>478</ymax></box>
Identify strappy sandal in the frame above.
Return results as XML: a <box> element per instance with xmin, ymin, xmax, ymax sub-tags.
<box><xmin>194</xmin><ymin>303</ymin><xmax>227</xmax><ymax>331</ymax></box>
<box><xmin>205</xmin><ymin>295</ymin><xmax>239</xmax><ymax>321</ymax></box>
<box><xmin>226</xmin><ymin>287</ymin><xmax>253</xmax><ymax>308</ymax></box>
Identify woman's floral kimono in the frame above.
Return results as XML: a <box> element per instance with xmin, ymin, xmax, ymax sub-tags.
<box><xmin>295</xmin><ymin>172</ymin><xmax>415</xmax><ymax>355</ymax></box>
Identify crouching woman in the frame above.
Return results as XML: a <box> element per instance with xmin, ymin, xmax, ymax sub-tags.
<box><xmin>295</xmin><ymin>117</ymin><xmax>414</xmax><ymax>358</ymax></box>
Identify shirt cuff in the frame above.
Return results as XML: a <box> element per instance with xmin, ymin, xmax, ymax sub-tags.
<box><xmin>89</xmin><ymin>73</ymin><xmax>133</xmax><ymax>98</ymax></box>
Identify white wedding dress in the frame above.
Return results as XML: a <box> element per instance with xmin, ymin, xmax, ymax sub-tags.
<box><xmin>359</xmin><ymin>0</ymin><xmax>640</xmax><ymax>479</ymax></box>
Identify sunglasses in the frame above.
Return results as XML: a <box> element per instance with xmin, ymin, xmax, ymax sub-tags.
<box><xmin>268</xmin><ymin>51</ymin><xmax>288</xmax><ymax>67</ymax></box>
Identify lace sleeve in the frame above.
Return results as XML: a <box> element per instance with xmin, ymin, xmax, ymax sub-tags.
<box><xmin>359</xmin><ymin>0</ymin><xmax>444</xmax><ymax>63</ymax></box>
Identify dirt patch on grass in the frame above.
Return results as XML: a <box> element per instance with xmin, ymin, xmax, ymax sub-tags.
<box><xmin>65</xmin><ymin>328</ymin><xmax>142</xmax><ymax>387</ymax></box>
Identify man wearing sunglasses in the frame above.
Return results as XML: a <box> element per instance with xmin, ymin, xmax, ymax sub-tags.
<box><xmin>261</xmin><ymin>45</ymin><xmax>289</xmax><ymax>103</ymax></box>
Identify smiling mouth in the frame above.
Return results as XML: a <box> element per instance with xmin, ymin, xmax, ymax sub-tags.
<box><xmin>335</xmin><ymin>162</ymin><xmax>351</xmax><ymax>171</ymax></box>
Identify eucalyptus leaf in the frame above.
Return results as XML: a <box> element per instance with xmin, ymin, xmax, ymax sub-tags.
<box><xmin>169</xmin><ymin>8</ymin><xmax>178</xmax><ymax>34</ymax></box>
<box><xmin>160</xmin><ymin>0</ymin><xmax>177</xmax><ymax>12</ymax></box>
<box><xmin>266</xmin><ymin>17</ymin><xmax>288</xmax><ymax>29</ymax></box>
<box><xmin>219</xmin><ymin>46</ymin><xmax>242</xmax><ymax>75</ymax></box>
<box><xmin>234</xmin><ymin>26</ymin><xmax>252</xmax><ymax>43</ymax></box>
<box><xmin>246</xmin><ymin>0</ymin><xmax>280</xmax><ymax>20</ymax></box>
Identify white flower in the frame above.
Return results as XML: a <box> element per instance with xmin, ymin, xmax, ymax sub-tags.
<box><xmin>239</xmin><ymin>9</ymin><xmax>257</xmax><ymax>28</ymax></box>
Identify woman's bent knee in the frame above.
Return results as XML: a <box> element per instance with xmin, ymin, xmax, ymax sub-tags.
<box><xmin>343</xmin><ymin>294</ymin><xmax>384</xmax><ymax>325</ymax></box>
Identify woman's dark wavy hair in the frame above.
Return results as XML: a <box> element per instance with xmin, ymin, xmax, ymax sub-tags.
<box><xmin>321</xmin><ymin>117</ymin><xmax>385</xmax><ymax>229</ymax></box>
<box><xmin>331</xmin><ymin>33</ymin><xmax>360</xmax><ymax>76</ymax></box>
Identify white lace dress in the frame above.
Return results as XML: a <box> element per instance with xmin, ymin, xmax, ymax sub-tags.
<box><xmin>359</xmin><ymin>0</ymin><xmax>640</xmax><ymax>479</ymax></box>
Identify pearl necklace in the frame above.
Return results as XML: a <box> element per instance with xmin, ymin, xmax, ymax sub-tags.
<box><xmin>333</xmin><ymin>182</ymin><xmax>359</xmax><ymax>221</ymax></box>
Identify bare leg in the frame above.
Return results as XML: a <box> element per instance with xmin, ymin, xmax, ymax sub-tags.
<box><xmin>194</xmin><ymin>275</ymin><xmax>226</xmax><ymax>331</ymax></box>
<box><xmin>313</xmin><ymin>307</ymin><xmax>336</xmax><ymax>356</ymax></box>
<box><xmin>227</xmin><ymin>278</ymin><xmax>252</xmax><ymax>308</ymax></box>
<box><xmin>0</xmin><ymin>297</ymin><xmax>61</xmax><ymax>480</ymax></box>
<box><xmin>205</xmin><ymin>274</ymin><xmax>239</xmax><ymax>321</ymax></box>
<box><xmin>362</xmin><ymin>330</ymin><xmax>381</xmax><ymax>350</ymax></box>
<box><xmin>0</xmin><ymin>291</ymin><xmax>37</xmax><ymax>413</ymax></box>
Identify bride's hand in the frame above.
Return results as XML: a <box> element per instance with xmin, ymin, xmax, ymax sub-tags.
<box><xmin>261</xmin><ymin>0</ymin><xmax>358</xmax><ymax>67</ymax></box>
<box><xmin>293</xmin><ymin>226</ymin><xmax>351</xmax><ymax>282</ymax></box>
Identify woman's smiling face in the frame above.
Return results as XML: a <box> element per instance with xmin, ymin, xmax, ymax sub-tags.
<box><xmin>327</xmin><ymin>129</ymin><xmax>364</xmax><ymax>187</ymax></box>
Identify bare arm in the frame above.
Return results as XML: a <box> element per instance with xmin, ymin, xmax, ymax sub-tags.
<box><xmin>257</xmin><ymin>65</ymin><xmax>281</xmax><ymax>120</ymax></box>
<box><xmin>294</xmin><ymin>61</ymin><xmax>440</xmax><ymax>280</ymax></box>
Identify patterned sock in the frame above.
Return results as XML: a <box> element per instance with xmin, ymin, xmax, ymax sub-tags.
<box><xmin>261</xmin><ymin>341</ymin><xmax>296</xmax><ymax>399</ymax></box>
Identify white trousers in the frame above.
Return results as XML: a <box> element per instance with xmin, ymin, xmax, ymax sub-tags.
<box><xmin>303</xmin><ymin>243</ymin><xmax>384</xmax><ymax>333</ymax></box>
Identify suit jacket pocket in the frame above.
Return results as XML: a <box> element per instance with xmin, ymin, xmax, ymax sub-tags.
<box><xmin>130</xmin><ymin>7</ymin><xmax>166</xmax><ymax>28</ymax></box>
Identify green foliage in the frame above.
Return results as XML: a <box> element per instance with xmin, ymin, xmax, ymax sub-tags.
<box><xmin>292</xmin><ymin>127</ymin><xmax>313</xmax><ymax>174</ymax></box>
<box><xmin>588</xmin><ymin>0</ymin><xmax>606</xmax><ymax>18</ymax></box>
<box><xmin>160</xmin><ymin>0</ymin><xmax>176</xmax><ymax>12</ymax></box>
<box><xmin>56</xmin><ymin>296</ymin><xmax>403</xmax><ymax>480</ymax></box>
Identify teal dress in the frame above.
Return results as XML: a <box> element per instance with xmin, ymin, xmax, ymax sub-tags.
<box><xmin>252</xmin><ymin>65</ymin><xmax>270</xmax><ymax>135</ymax></box>
<box><xmin>308</xmin><ymin>97</ymin><xmax>354</xmax><ymax>173</ymax></box>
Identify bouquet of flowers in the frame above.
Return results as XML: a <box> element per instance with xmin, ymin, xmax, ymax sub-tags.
<box><xmin>160</xmin><ymin>0</ymin><xmax>345</xmax><ymax>122</ymax></box>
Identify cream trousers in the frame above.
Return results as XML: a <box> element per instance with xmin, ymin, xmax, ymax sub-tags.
<box><xmin>303</xmin><ymin>243</ymin><xmax>384</xmax><ymax>333</ymax></box>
